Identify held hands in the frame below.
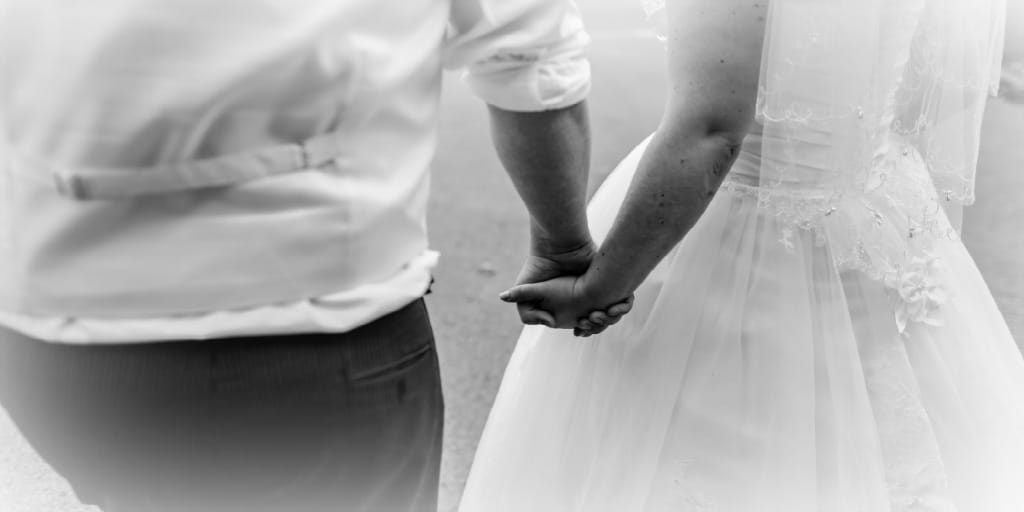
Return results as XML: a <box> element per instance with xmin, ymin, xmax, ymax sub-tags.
<box><xmin>500</xmin><ymin>275</ymin><xmax>633</xmax><ymax>337</ymax></box>
<box><xmin>502</xmin><ymin>238</ymin><xmax>634</xmax><ymax>337</ymax></box>
<box><xmin>508</xmin><ymin>239</ymin><xmax>597</xmax><ymax>329</ymax></box>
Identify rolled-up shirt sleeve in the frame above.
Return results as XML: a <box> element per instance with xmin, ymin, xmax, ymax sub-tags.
<box><xmin>444</xmin><ymin>0</ymin><xmax>591</xmax><ymax>112</ymax></box>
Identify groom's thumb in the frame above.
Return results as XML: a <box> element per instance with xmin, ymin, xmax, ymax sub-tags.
<box><xmin>499</xmin><ymin>283</ymin><xmax>544</xmax><ymax>303</ymax></box>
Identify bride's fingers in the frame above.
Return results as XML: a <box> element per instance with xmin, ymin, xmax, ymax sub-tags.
<box><xmin>574</xmin><ymin>326</ymin><xmax>598</xmax><ymax>337</ymax></box>
<box><xmin>575</xmin><ymin>324</ymin><xmax>607</xmax><ymax>337</ymax></box>
<box><xmin>588</xmin><ymin>311</ymin><xmax>611</xmax><ymax>326</ymax></box>
<box><xmin>598</xmin><ymin>309</ymin><xmax>622</xmax><ymax>325</ymax></box>
<box><xmin>575</xmin><ymin>317</ymin><xmax>612</xmax><ymax>337</ymax></box>
<box><xmin>605</xmin><ymin>296</ymin><xmax>635</xmax><ymax>317</ymax></box>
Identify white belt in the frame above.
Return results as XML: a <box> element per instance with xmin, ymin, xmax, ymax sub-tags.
<box><xmin>49</xmin><ymin>131</ymin><xmax>345</xmax><ymax>200</ymax></box>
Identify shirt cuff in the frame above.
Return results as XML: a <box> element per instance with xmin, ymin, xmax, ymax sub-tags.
<box><xmin>464</xmin><ymin>39</ymin><xmax>592</xmax><ymax>112</ymax></box>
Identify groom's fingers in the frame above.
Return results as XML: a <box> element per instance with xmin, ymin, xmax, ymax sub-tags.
<box><xmin>517</xmin><ymin>304</ymin><xmax>556</xmax><ymax>328</ymax></box>
<box><xmin>499</xmin><ymin>283</ymin><xmax>546</xmax><ymax>304</ymax></box>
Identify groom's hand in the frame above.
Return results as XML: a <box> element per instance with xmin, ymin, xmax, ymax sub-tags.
<box><xmin>499</xmin><ymin>274</ymin><xmax>633</xmax><ymax>335</ymax></box>
<box><xmin>509</xmin><ymin>234</ymin><xmax>633</xmax><ymax>334</ymax></box>
<box><xmin>500</xmin><ymin>275</ymin><xmax>591</xmax><ymax>329</ymax></box>
<box><xmin>512</xmin><ymin>238</ymin><xmax>597</xmax><ymax>328</ymax></box>
<box><xmin>516</xmin><ymin>238</ymin><xmax>595</xmax><ymax>286</ymax></box>
<box><xmin>504</xmin><ymin>236</ymin><xmax>635</xmax><ymax>335</ymax></box>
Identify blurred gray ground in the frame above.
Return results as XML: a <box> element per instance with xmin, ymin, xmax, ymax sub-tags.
<box><xmin>2</xmin><ymin>1</ymin><xmax>1022</xmax><ymax>510</ymax></box>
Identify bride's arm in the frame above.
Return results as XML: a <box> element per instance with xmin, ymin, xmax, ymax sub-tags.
<box><xmin>577</xmin><ymin>1</ymin><xmax>768</xmax><ymax>316</ymax></box>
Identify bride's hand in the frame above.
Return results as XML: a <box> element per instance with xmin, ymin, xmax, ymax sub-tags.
<box><xmin>573</xmin><ymin>297</ymin><xmax>634</xmax><ymax>337</ymax></box>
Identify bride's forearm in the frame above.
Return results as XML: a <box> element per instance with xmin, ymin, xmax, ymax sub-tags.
<box><xmin>577</xmin><ymin>0</ymin><xmax>764</xmax><ymax>307</ymax></box>
<box><xmin>580</xmin><ymin>126</ymin><xmax>743</xmax><ymax>304</ymax></box>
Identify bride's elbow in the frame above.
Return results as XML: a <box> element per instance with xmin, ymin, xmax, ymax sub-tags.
<box><xmin>663</xmin><ymin>93</ymin><xmax>753</xmax><ymax>141</ymax></box>
<box><xmin>658</xmin><ymin>110</ymin><xmax>751</xmax><ymax>155</ymax></box>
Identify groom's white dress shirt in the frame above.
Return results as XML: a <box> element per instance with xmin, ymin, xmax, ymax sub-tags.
<box><xmin>0</xmin><ymin>0</ymin><xmax>591</xmax><ymax>343</ymax></box>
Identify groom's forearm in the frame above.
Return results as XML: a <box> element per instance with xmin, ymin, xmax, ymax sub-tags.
<box><xmin>487</xmin><ymin>101</ymin><xmax>592</xmax><ymax>254</ymax></box>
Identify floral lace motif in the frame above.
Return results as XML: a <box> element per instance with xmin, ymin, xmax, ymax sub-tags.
<box><xmin>884</xmin><ymin>255</ymin><xmax>948</xmax><ymax>335</ymax></box>
<box><xmin>720</xmin><ymin>131</ymin><xmax>957</xmax><ymax>334</ymax></box>
<box><xmin>740</xmin><ymin>0</ymin><xmax>1001</xmax><ymax>335</ymax></box>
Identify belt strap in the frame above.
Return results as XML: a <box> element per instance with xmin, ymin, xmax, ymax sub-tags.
<box><xmin>51</xmin><ymin>132</ymin><xmax>343</xmax><ymax>200</ymax></box>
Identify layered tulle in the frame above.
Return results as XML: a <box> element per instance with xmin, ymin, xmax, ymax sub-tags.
<box><xmin>459</xmin><ymin>137</ymin><xmax>1024</xmax><ymax>511</ymax></box>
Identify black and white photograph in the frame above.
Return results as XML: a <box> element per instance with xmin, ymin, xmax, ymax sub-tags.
<box><xmin>1</xmin><ymin>0</ymin><xmax>1023</xmax><ymax>510</ymax></box>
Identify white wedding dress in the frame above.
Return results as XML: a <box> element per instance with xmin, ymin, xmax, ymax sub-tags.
<box><xmin>460</xmin><ymin>1</ymin><xmax>1024</xmax><ymax>510</ymax></box>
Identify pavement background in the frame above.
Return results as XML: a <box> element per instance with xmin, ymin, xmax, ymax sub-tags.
<box><xmin>1</xmin><ymin>1</ymin><xmax>1021</xmax><ymax>511</ymax></box>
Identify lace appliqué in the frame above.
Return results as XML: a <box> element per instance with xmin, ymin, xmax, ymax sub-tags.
<box><xmin>720</xmin><ymin>134</ymin><xmax>955</xmax><ymax>334</ymax></box>
<box><xmin>883</xmin><ymin>255</ymin><xmax>948</xmax><ymax>336</ymax></box>
<box><xmin>742</xmin><ymin>0</ymin><xmax>1002</xmax><ymax>336</ymax></box>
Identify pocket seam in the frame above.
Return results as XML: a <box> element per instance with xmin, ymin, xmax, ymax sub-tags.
<box><xmin>346</xmin><ymin>343</ymin><xmax>433</xmax><ymax>383</ymax></box>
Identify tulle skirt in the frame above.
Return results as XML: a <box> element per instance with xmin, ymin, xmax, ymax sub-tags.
<box><xmin>459</xmin><ymin>137</ymin><xmax>1024</xmax><ymax>511</ymax></box>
